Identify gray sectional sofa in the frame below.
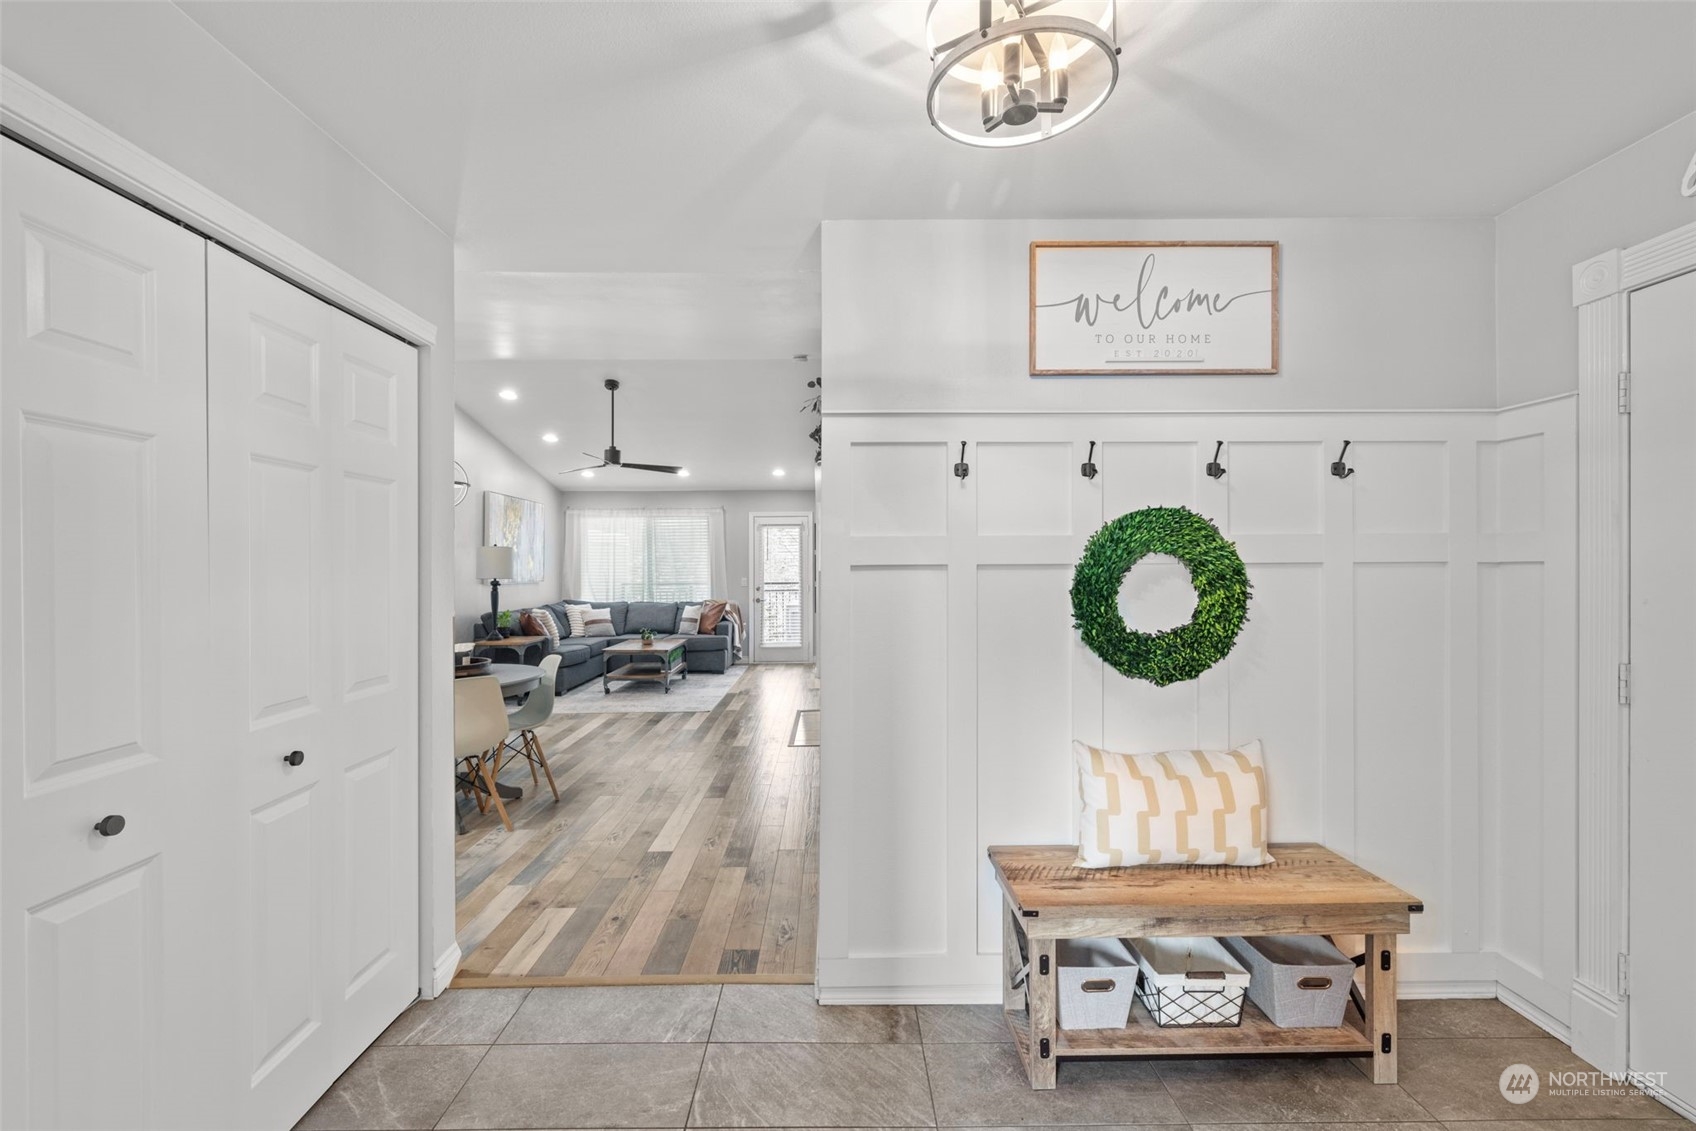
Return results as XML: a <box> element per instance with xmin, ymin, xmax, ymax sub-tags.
<box><xmin>474</xmin><ymin>600</ymin><xmax>734</xmax><ymax>693</ymax></box>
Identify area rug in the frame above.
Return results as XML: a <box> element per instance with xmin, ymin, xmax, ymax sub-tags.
<box><xmin>549</xmin><ymin>665</ymin><xmax>746</xmax><ymax>715</ymax></box>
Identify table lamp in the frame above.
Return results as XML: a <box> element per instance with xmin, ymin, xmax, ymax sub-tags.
<box><xmin>477</xmin><ymin>545</ymin><xmax>516</xmax><ymax>638</ymax></box>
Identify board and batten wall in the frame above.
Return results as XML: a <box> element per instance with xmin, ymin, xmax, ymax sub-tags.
<box><xmin>817</xmin><ymin>219</ymin><xmax>1577</xmax><ymax>1029</ymax></box>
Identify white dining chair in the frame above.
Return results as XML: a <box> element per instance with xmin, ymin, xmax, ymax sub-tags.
<box><xmin>500</xmin><ymin>654</ymin><xmax>561</xmax><ymax>803</ymax></box>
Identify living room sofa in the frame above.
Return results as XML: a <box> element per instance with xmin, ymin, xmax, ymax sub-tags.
<box><xmin>474</xmin><ymin>600</ymin><xmax>735</xmax><ymax>694</ymax></box>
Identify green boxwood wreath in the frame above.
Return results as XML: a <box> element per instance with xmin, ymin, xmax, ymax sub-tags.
<box><xmin>1071</xmin><ymin>506</ymin><xmax>1251</xmax><ymax>687</ymax></box>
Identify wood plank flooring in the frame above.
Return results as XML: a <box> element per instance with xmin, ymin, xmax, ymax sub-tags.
<box><xmin>452</xmin><ymin>663</ymin><xmax>818</xmax><ymax>987</ymax></box>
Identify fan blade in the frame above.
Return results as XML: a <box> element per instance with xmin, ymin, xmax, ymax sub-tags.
<box><xmin>557</xmin><ymin>461</ymin><xmax>608</xmax><ymax>476</ymax></box>
<box><xmin>621</xmin><ymin>461</ymin><xmax>684</xmax><ymax>475</ymax></box>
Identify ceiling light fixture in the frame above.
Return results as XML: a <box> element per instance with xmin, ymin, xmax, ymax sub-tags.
<box><xmin>580</xmin><ymin>469</ymin><xmax>595</xmax><ymax>479</ymax></box>
<box><xmin>925</xmin><ymin>0</ymin><xmax>1118</xmax><ymax>148</ymax></box>
<box><xmin>772</xmin><ymin>468</ymin><xmax>786</xmax><ymax>478</ymax></box>
<box><xmin>678</xmin><ymin>469</ymin><xmax>691</xmax><ymax>478</ymax></box>
<box><xmin>498</xmin><ymin>388</ymin><xmax>519</xmax><ymax>401</ymax></box>
<box><xmin>542</xmin><ymin>432</ymin><xmax>559</xmax><ymax>443</ymax></box>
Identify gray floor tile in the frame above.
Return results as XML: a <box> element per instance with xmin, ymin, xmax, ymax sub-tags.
<box><xmin>924</xmin><ymin>1042</ymin><xmax>1183</xmax><ymax>1126</ymax></box>
<box><xmin>918</xmin><ymin>1004</ymin><xmax>1012</xmax><ymax>1044</ymax></box>
<box><xmin>1193</xmin><ymin>1124</ymin><xmax>1438</xmax><ymax>1131</ymax></box>
<box><xmin>1440</xmin><ymin>1122</ymin><xmax>1695</xmax><ymax>1131</ymax></box>
<box><xmin>294</xmin><ymin>1045</ymin><xmax>485</xmax><ymax>1130</ymax></box>
<box><xmin>1156</xmin><ymin>1056</ymin><xmax>1432</xmax><ymax>1123</ymax></box>
<box><xmin>497</xmin><ymin>984</ymin><xmax>719</xmax><ymax>1043</ymax></box>
<box><xmin>436</xmin><ymin>1043</ymin><xmax>704</xmax><ymax>1129</ymax></box>
<box><xmin>1399</xmin><ymin>999</ymin><xmax>1547</xmax><ymax>1039</ymax></box>
<box><xmin>690</xmin><ymin>1043</ymin><xmax>937</xmax><ymax>1127</ymax></box>
<box><xmin>376</xmin><ymin>988</ymin><xmax>529</xmax><ymax>1045</ymax></box>
<box><xmin>713</xmin><ymin>985</ymin><xmax>920</xmax><ymax>1043</ymax></box>
<box><xmin>1385</xmin><ymin>1037</ymin><xmax>1678</xmax><ymax>1122</ymax></box>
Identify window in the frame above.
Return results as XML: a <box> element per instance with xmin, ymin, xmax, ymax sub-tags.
<box><xmin>758</xmin><ymin>522</ymin><xmax>804</xmax><ymax>647</ymax></box>
<box><xmin>572</xmin><ymin>509</ymin><xmax>713</xmax><ymax>602</ymax></box>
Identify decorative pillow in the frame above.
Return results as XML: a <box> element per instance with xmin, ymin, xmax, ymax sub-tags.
<box><xmin>581</xmin><ymin>605</ymin><xmax>615</xmax><ymax>637</ymax></box>
<box><xmin>564</xmin><ymin>604</ymin><xmax>588</xmax><ymax>637</ymax></box>
<box><xmin>697</xmin><ymin>599</ymin><xmax>728</xmax><ymax>633</ymax></box>
<box><xmin>518</xmin><ymin>611</ymin><xmax>543</xmax><ymax>637</ymax></box>
<box><xmin>1073</xmin><ymin>739</ymin><xmax>1272</xmax><ymax>868</ymax></box>
<box><xmin>678</xmin><ymin>603</ymin><xmax>703</xmax><ymax>634</ymax></box>
<box><xmin>530</xmin><ymin>607</ymin><xmax>561</xmax><ymax>643</ymax></box>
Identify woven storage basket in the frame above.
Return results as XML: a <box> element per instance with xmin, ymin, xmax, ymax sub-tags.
<box><xmin>1127</xmin><ymin>937</ymin><xmax>1249</xmax><ymax>1027</ymax></box>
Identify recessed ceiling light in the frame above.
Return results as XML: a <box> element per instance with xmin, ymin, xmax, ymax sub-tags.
<box><xmin>542</xmin><ymin>432</ymin><xmax>558</xmax><ymax>443</ymax></box>
<box><xmin>498</xmin><ymin>388</ymin><xmax>518</xmax><ymax>401</ymax></box>
<box><xmin>772</xmin><ymin>468</ymin><xmax>786</xmax><ymax>477</ymax></box>
<box><xmin>677</xmin><ymin>469</ymin><xmax>691</xmax><ymax>478</ymax></box>
<box><xmin>580</xmin><ymin>469</ymin><xmax>595</xmax><ymax>479</ymax></box>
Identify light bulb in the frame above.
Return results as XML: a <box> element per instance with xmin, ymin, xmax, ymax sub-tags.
<box><xmin>542</xmin><ymin>432</ymin><xmax>558</xmax><ymax>443</ymax></box>
<box><xmin>678</xmin><ymin>469</ymin><xmax>691</xmax><ymax>478</ymax></box>
<box><xmin>580</xmin><ymin>470</ymin><xmax>595</xmax><ymax>479</ymax></box>
<box><xmin>498</xmin><ymin>388</ymin><xmax>518</xmax><ymax>401</ymax></box>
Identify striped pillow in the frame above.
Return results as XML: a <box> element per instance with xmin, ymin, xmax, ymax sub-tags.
<box><xmin>564</xmin><ymin>604</ymin><xmax>588</xmax><ymax>636</ymax></box>
<box><xmin>530</xmin><ymin>607</ymin><xmax>561</xmax><ymax>643</ymax></box>
<box><xmin>1073</xmin><ymin>739</ymin><xmax>1272</xmax><ymax>868</ymax></box>
<box><xmin>678</xmin><ymin>603</ymin><xmax>703</xmax><ymax>634</ymax></box>
<box><xmin>581</xmin><ymin>605</ymin><xmax>614</xmax><ymax>637</ymax></box>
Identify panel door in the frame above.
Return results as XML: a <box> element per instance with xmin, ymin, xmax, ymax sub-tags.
<box><xmin>0</xmin><ymin>139</ymin><xmax>240</xmax><ymax>1128</ymax></box>
<box><xmin>1627</xmin><ymin>268</ymin><xmax>1696</xmax><ymax>1110</ymax></box>
<box><xmin>752</xmin><ymin>514</ymin><xmax>814</xmax><ymax>662</ymax></box>
<box><xmin>208</xmin><ymin>247</ymin><xmax>419</xmax><ymax>1127</ymax></box>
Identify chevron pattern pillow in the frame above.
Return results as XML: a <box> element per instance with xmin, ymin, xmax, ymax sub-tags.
<box><xmin>1073</xmin><ymin>739</ymin><xmax>1273</xmax><ymax>868</ymax></box>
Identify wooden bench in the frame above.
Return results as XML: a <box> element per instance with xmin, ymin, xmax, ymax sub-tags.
<box><xmin>990</xmin><ymin>842</ymin><xmax>1421</xmax><ymax>1089</ymax></box>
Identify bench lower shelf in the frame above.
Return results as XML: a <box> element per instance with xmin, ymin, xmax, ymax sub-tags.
<box><xmin>1008</xmin><ymin>997</ymin><xmax>1373</xmax><ymax>1062</ymax></box>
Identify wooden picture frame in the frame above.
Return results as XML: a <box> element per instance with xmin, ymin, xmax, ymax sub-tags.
<box><xmin>1030</xmin><ymin>241</ymin><xmax>1280</xmax><ymax>375</ymax></box>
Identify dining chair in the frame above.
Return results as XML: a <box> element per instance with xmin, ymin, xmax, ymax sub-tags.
<box><xmin>500</xmin><ymin>654</ymin><xmax>561</xmax><ymax>802</ymax></box>
<box><xmin>454</xmin><ymin>674</ymin><xmax>513</xmax><ymax>832</ymax></box>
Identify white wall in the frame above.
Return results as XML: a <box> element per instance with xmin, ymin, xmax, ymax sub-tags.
<box><xmin>454</xmin><ymin>409</ymin><xmax>566</xmax><ymax>640</ymax></box>
<box><xmin>825</xmin><ymin>218</ymin><xmax>1496</xmax><ymax>413</ymax></box>
<box><xmin>556</xmin><ymin>489</ymin><xmax>816</xmax><ymax>611</ymax></box>
<box><xmin>0</xmin><ymin>1</ymin><xmax>463</xmax><ymax>993</ymax></box>
<box><xmin>1496</xmin><ymin>113</ymin><xmax>1696</xmax><ymax>407</ymax></box>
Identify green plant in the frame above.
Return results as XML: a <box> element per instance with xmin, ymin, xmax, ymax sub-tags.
<box><xmin>640</xmin><ymin>628</ymin><xmax>655</xmax><ymax>642</ymax></box>
<box><xmin>496</xmin><ymin>609</ymin><xmax>513</xmax><ymax>628</ymax></box>
<box><xmin>1070</xmin><ymin>506</ymin><xmax>1252</xmax><ymax>687</ymax></box>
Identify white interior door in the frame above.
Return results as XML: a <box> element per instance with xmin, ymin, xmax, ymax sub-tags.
<box><xmin>0</xmin><ymin>139</ymin><xmax>240</xmax><ymax>1129</ymax></box>
<box><xmin>751</xmin><ymin>513</ymin><xmax>813</xmax><ymax>662</ymax></box>
<box><xmin>1627</xmin><ymin>267</ymin><xmax>1696</xmax><ymax>1111</ymax></box>
<box><xmin>208</xmin><ymin>247</ymin><xmax>419</xmax><ymax>1127</ymax></box>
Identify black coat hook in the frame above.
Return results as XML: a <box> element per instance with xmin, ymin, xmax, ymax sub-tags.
<box><xmin>1205</xmin><ymin>440</ymin><xmax>1227</xmax><ymax>480</ymax></box>
<box><xmin>1331</xmin><ymin>440</ymin><xmax>1355</xmax><ymax>479</ymax></box>
<box><xmin>954</xmin><ymin>441</ymin><xmax>970</xmax><ymax>479</ymax></box>
<box><xmin>1080</xmin><ymin>441</ymin><xmax>1098</xmax><ymax>480</ymax></box>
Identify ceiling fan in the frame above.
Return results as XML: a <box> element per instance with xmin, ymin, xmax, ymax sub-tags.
<box><xmin>559</xmin><ymin>378</ymin><xmax>685</xmax><ymax>477</ymax></box>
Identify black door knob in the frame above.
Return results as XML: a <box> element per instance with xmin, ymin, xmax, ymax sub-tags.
<box><xmin>283</xmin><ymin>750</ymin><xmax>305</xmax><ymax>767</ymax></box>
<box><xmin>93</xmin><ymin>814</ymin><xmax>126</xmax><ymax>837</ymax></box>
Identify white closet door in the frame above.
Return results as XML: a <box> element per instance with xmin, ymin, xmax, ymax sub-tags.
<box><xmin>0</xmin><ymin>140</ymin><xmax>240</xmax><ymax>1128</ymax></box>
<box><xmin>1628</xmin><ymin>268</ymin><xmax>1696</xmax><ymax>1111</ymax></box>
<box><xmin>207</xmin><ymin>247</ymin><xmax>419</xmax><ymax>1127</ymax></box>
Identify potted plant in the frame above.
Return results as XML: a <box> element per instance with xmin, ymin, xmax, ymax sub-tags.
<box><xmin>493</xmin><ymin>609</ymin><xmax>514</xmax><ymax>640</ymax></box>
<box><xmin>640</xmin><ymin>629</ymin><xmax>655</xmax><ymax>646</ymax></box>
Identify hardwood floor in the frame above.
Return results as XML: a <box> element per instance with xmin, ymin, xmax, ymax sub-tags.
<box><xmin>452</xmin><ymin>663</ymin><xmax>818</xmax><ymax>987</ymax></box>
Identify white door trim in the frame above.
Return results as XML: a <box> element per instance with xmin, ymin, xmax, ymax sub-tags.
<box><xmin>0</xmin><ymin>68</ymin><xmax>461</xmax><ymax>1001</ymax></box>
<box><xmin>1570</xmin><ymin>218</ymin><xmax>1696</xmax><ymax>1071</ymax></box>
<box><xmin>748</xmin><ymin>511</ymin><xmax>816</xmax><ymax>663</ymax></box>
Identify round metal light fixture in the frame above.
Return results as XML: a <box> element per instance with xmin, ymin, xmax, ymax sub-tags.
<box><xmin>925</xmin><ymin>0</ymin><xmax>1119</xmax><ymax>148</ymax></box>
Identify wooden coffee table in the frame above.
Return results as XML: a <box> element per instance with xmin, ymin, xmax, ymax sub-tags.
<box><xmin>602</xmin><ymin>637</ymin><xmax>688</xmax><ymax>693</ymax></box>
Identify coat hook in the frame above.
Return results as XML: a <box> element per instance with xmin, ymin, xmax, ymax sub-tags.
<box><xmin>1205</xmin><ymin>440</ymin><xmax>1227</xmax><ymax>479</ymax></box>
<box><xmin>954</xmin><ymin>440</ymin><xmax>970</xmax><ymax>479</ymax></box>
<box><xmin>1080</xmin><ymin>441</ymin><xmax>1098</xmax><ymax>480</ymax></box>
<box><xmin>1330</xmin><ymin>440</ymin><xmax>1355</xmax><ymax>479</ymax></box>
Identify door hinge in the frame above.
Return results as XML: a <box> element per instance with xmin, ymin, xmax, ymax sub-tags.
<box><xmin>1618</xmin><ymin>370</ymin><xmax>1631</xmax><ymax>414</ymax></box>
<box><xmin>1618</xmin><ymin>662</ymin><xmax>1631</xmax><ymax>706</ymax></box>
<box><xmin>1618</xmin><ymin>952</ymin><xmax>1630</xmax><ymax>997</ymax></box>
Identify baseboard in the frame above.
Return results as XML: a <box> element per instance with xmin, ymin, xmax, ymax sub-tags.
<box><xmin>1398</xmin><ymin>979</ymin><xmax>1498</xmax><ymax>999</ymax></box>
<box><xmin>431</xmin><ymin>943</ymin><xmax>462</xmax><ymax>998</ymax></box>
<box><xmin>1497</xmin><ymin>982</ymin><xmax>1572</xmax><ymax>1043</ymax></box>
<box><xmin>1641</xmin><ymin>1081</ymin><xmax>1696</xmax><ymax>1122</ymax></box>
<box><xmin>818</xmin><ymin>984</ymin><xmax>1004</xmax><ymax>1006</ymax></box>
<box><xmin>1569</xmin><ymin>980</ymin><xmax>1629</xmax><ymax>1073</ymax></box>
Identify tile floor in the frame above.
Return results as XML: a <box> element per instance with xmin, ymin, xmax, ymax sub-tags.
<box><xmin>296</xmin><ymin>987</ymin><xmax>1685</xmax><ymax>1131</ymax></box>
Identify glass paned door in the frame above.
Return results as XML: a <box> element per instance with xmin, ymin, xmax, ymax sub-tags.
<box><xmin>752</xmin><ymin>515</ymin><xmax>812</xmax><ymax>662</ymax></box>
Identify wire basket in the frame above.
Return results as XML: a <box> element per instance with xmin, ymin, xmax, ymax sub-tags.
<box><xmin>1135</xmin><ymin>976</ymin><xmax>1247</xmax><ymax>1027</ymax></box>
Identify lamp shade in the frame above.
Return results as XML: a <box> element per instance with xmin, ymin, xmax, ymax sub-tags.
<box><xmin>476</xmin><ymin>545</ymin><xmax>515</xmax><ymax>580</ymax></box>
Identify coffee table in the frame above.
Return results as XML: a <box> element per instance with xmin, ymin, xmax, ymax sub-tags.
<box><xmin>603</xmin><ymin>636</ymin><xmax>688</xmax><ymax>693</ymax></box>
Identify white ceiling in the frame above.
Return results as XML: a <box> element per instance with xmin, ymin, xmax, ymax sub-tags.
<box><xmin>176</xmin><ymin>0</ymin><xmax>1696</xmax><ymax>483</ymax></box>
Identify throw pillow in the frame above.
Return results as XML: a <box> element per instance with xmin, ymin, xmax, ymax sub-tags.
<box><xmin>530</xmin><ymin>607</ymin><xmax>561</xmax><ymax>643</ymax></box>
<box><xmin>581</xmin><ymin>605</ymin><xmax>615</xmax><ymax>637</ymax></box>
<box><xmin>564</xmin><ymin>604</ymin><xmax>588</xmax><ymax>637</ymax></box>
<box><xmin>678</xmin><ymin>603</ymin><xmax>703</xmax><ymax>634</ymax></box>
<box><xmin>698</xmin><ymin>599</ymin><xmax>728</xmax><ymax>633</ymax></box>
<box><xmin>518</xmin><ymin>611</ymin><xmax>544</xmax><ymax>638</ymax></box>
<box><xmin>1073</xmin><ymin>739</ymin><xmax>1272</xmax><ymax>868</ymax></box>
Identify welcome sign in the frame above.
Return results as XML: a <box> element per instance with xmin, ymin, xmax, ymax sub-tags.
<box><xmin>1030</xmin><ymin>241</ymin><xmax>1280</xmax><ymax>375</ymax></box>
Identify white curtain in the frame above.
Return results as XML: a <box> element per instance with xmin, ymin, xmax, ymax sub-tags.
<box><xmin>564</xmin><ymin>507</ymin><xmax>726</xmax><ymax>602</ymax></box>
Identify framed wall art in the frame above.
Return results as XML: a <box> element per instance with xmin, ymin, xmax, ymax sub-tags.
<box><xmin>1030</xmin><ymin>241</ymin><xmax>1280</xmax><ymax>375</ymax></box>
<box><xmin>484</xmin><ymin>490</ymin><xmax>546</xmax><ymax>583</ymax></box>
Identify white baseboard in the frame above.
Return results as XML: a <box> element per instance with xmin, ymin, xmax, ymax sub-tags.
<box><xmin>431</xmin><ymin>943</ymin><xmax>462</xmax><ymax>998</ymax></box>
<box><xmin>1498</xmin><ymin>982</ymin><xmax>1572</xmax><ymax>1043</ymax></box>
<box><xmin>1398</xmin><ymin>979</ymin><xmax>1498</xmax><ymax>999</ymax></box>
<box><xmin>818</xmin><ymin>985</ymin><xmax>1004</xmax><ymax>1006</ymax></box>
<box><xmin>1570</xmin><ymin>980</ymin><xmax>1629</xmax><ymax>1073</ymax></box>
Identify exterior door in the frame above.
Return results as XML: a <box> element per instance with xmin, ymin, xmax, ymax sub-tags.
<box><xmin>751</xmin><ymin>513</ymin><xmax>813</xmax><ymax>662</ymax></box>
<box><xmin>208</xmin><ymin>248</ymin><xmax>419</xmax><ymax>1127</ymax></box>
<box><xmin>0</xmin><ymin>139</ymin><xmax>241</xmax><ymax>1128</ymax></box>
<box><xmin>1627</xmin><ymin>267</ymin><xmax>1696</xmax><ymax>1111</ymax></box>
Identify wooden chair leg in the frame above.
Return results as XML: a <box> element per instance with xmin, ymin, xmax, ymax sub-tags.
<box><xmin>526</xmin><ymin>728</ymin><xmax>559</xmax><ymax>802</ymax></box>
<box><xmin>478</xmin><ymin>749</ymin><xmax>513</xmax><ymax>831</ymax></box>
<box><xmin>524</xmin><ymin>732</ymin><xmax>539</xmax><ymax>786</ymax></box>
